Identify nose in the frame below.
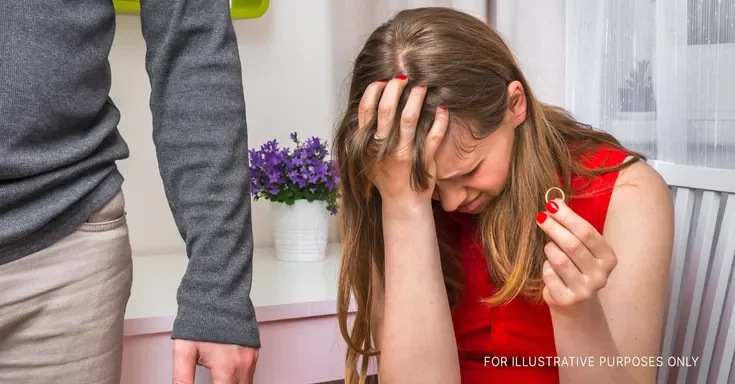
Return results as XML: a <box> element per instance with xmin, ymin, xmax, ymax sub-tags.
<box><xmin>436</xmin><ymin>184</ymin><xmax>466</xmax><ymax>212</ymax></box>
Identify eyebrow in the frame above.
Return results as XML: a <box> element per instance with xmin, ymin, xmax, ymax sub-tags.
<box><xmin>437</xmin><ymin>159</ymin><xmax>483</xmax><ymax>182</ymax></box>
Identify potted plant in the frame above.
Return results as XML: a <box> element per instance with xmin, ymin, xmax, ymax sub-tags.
<box><xmin>618</xmin><ymin>60</ymin><xmax>656</xmax><ymax>119</ymax></box>
<box><xmin>249</xmin><ymin>132</ymin><xmax>339</xmax><ymax>262</ymax></box>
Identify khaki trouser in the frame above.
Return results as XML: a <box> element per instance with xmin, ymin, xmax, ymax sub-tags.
<box><xmin>0</xmin><ymin>192</ymin><xmax>133</xmax><ymax>384</ymax></box>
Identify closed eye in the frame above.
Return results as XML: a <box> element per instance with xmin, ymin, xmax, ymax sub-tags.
<box><xmin>463</xmin><ymin>167</ymin><xmax>479</xmax><ymax>178</ymax></box>
<box><xmin>462</xmin><ymin>160</ymin><xmax>483</xmax><ymax>179</ymax></box>
<box><xmin>437</xmin><ymin>160</ymin><xmax>484</xmax><ymax>183</ymax></box>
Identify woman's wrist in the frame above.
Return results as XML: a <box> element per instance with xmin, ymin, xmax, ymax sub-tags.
<box><xmin>381</xmin><ymin>197</ymin><xmax>434</xmax><ymax>219</ymax></box>
<box><xmin>548</xmin><ymin>292</ymin><xmax>604</xmax><ymax>318</ymax></box>
<box><xmin>549</xmin><ymin>294</ymin><xmax>619</xmax><ymax>352</ymax></box>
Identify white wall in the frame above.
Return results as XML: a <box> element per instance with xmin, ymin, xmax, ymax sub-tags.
<box><xmin>110</xmin><ymin>1</ymin><xmax>564</xmax><ymax>257</ymax></box>
<box><xmin>110</xmin><ymin>2</ymin><xmax>344</xmax><ymax>256</ymax></box>
<box><xmin>492</xmin><ymin>0</ymin><xmax>566</xmax><ymax>106</ymax></box>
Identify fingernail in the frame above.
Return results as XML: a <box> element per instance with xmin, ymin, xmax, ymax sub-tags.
<box><xmin>395</xmin><ymin>74</ymin><xmax>408</xmax><ymax>80</ymax></box>
<box><xmin>545</xmin><ymin>201</ymin><xmax>559</xmax><ymax>214</ymax></box>
<box><xmin>545</xmin><ymin>240</ymin><xmax>552</xmax><ymax>245</ymax></box>
<box><xmin>438</xmin><ymin>106</ymin><xmax>447</xmax><ymax>111</ymax></box>
<box><xmin>377</xmin><ymin>79</ymin><xmax>388</xmax><ymax>82</ymax></box>
<box><xmin>536</xmin><ymin>212</ymin><xmax>547</xmax><ymax>224</ymax></box>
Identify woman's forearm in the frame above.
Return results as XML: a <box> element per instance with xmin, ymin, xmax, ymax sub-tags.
<box><xmin>550</xmin><ymin>297</ymin><xmax>645</xmax><ymax>384</ymax></box>
<box><xmin>379</xmin><ymin>200</ymin><xmax>460</xmax><ymax>383</ymax></box>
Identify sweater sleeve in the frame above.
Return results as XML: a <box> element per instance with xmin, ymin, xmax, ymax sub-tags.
<box><xmin>138</xmin><ymin>0</ymin><xmax>259</xmax><ymax>347</ymax></box>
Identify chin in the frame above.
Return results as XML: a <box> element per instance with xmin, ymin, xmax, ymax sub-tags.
<box><xmin>470</xmin><ymin>195</ymin><xmax>495</xmax><ymax>214</ymax></box>
<box><xmin>468</xmin><ymin>204</ymin><xmax>487</xmax><ymax>215</ymax></box>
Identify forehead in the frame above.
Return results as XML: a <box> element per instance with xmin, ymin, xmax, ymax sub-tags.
<box><xmin>434</xmin><ymin>119</ymin><xmax>485</xmax><ymax>173</ymax></box>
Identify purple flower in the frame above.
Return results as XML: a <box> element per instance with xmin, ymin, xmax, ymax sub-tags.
<box><xmin>250</xmin><ymin>179</ymin><xmax>261</xmax><ymax>194</ymax></box>
<box><xmin>287</xmin><ymin>169</ymin><xmax>300</xmax><ymax>184</ymax></box>
<box><xmin>313</xmin><ymin>162</ymin><xmax>328</xmax><ymax>180</ymax></box>
<box><xmin>248</xmin><ymin>133</ymin><xmax>340</xmax><ymax>214</ymax></box>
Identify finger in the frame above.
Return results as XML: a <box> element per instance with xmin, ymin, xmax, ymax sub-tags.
<box><xmin>425</xmin><ymin>106</ymin><xmax>449</xmax><ymax>161</ymax></box>
<box><xmin>376</xmin><ymin>74</ymin><xmax>409</xmax><ymax>140</ymax></box>
<box><xmin>172</xmin><ymin>342</ymin><xmax>198</xmax><ymax>384</ymax></box>
<box><xmin>397</xmin><ymin>84</ymin><xmax>427</xmax><ymax>149</ymax></box>
<box><xmin>537</xmin><ymin>211</ymin><xmax>598</xmax><ymax>276</ymax></box>
<box><xmin>543</xmin><ymin>240</ymin><xmax>584</xmax><ymax>291</ymax></box>
<box><xmin>542</xmin><ymin>260</ymin><xmax>570</xmax><ymax>305</ymax></box>
<box><xmin>545</xmin><ymin>198</ymin><xmax>614</xmax><ymax>265</ymax></box>
<box><xmin>358</xmin><ymin>80</ymin><xmax>388</xmax><ymax>129</ymax></box>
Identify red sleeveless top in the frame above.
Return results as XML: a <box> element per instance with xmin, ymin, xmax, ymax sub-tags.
<box><xmin>443</xmin><ymin>147</ymin><xmax>630</xmax><ymax>383</ymax></box>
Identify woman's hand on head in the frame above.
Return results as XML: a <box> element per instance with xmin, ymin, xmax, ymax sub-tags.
<box><xmin>535</xmin><ymin>199</ymin><xmax>619</xmax><ymax>312</ymax></box>
<box><xmin>358</xmin><ymin>75</ymin><xmax>448</xmax><ymax>207</ymax></box>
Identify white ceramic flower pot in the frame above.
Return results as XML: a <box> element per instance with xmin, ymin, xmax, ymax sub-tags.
<box><xmin>271</xmin><ymin>199</ymin><xmax>330</xmax><ymax>262</ymax></box>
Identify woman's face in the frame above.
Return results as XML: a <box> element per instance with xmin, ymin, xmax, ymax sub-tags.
<box><xmin>432</xmin><ymin>82</ymin><xmax>527</xmax><ymax>214</ymax></box>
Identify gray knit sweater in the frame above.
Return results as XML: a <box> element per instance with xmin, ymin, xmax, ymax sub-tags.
<box><xmin>0</xmin><ymin>0</ymin><xmax>259</xmax><ymax>347</ymax></box>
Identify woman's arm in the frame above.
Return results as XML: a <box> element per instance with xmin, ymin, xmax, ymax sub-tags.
<box><xmin>544</xmin><ymin>161</ymin><xmax>674</xmax><ymax>384</ymax></box>
<box><xmin>361</xmin><ymin>75</ymin><xmax>459</xmax><ymax>383</ymax></box>
<box><xmin>376</xmin><ymin>201</ymin><xmax>460</xmax><ymax>383</ymax></box>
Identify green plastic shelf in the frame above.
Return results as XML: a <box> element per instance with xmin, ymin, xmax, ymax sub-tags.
<box><xmin>112</xmin><ymin>0</ymin><xmax>269</xmax><ymax>19</ymax></box>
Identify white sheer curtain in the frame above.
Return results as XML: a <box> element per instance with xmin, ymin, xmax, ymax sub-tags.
<box><xmin>565</xmin><ymin>0</ymin><xmax>735</xmax><ymax>170</ymax></box>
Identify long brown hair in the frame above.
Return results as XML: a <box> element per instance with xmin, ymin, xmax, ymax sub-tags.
<box><xmin>332</xmin><ymin>7</ymin><xmax>642</xmax><ymax>383</ymax></box>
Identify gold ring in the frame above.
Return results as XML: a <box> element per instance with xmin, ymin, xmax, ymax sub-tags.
<box><xmin>545</xmin><ymin>187</ymin><xmax>565</xmax><ymax>203</ymax></box>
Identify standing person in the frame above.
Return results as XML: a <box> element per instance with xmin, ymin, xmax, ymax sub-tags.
<box><xmin>0</xmin><ymin>1</ymin><xmax>260</xmax><ymax>383</ymax></box>
<box><xmin>334</xmin><ymin>7</ymin><xmax>674</xmax><ymax>384</ymax></box>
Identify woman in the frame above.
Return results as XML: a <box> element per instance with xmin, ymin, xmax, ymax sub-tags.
<box><xmin>333</xmin><ymin>7</ymin><xmax>674</xmax><ymax>384</ymax></box>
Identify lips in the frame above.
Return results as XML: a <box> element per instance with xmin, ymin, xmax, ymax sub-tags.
<box><xmin>458</xmin><ymin>195</ymin><xmax>481</xmax><ymax>213</ymax></box>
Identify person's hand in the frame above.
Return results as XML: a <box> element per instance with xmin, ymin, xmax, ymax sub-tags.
<box><xmin>535</xmin><ymin>198</ymin><xmax>618</xmax><ymax>311</ymax></box>
<box><xmin>172</xmin><ymin>339</ymin><xmax>259</xmax><ymax>384</ymax></box>
<box><xmin>358</xmin><ymin>75</ymin><xmax>448</xmax><ymax>205</ymax></box>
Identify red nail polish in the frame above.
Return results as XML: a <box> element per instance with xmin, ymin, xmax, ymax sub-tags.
<box><xmin>438</xmin><ymin>106</ymin><xmax>447</xmax><ymax>111</ymax></box>
<box><xmin>536</xmin><ymin>212</ymin><xmax>547</xmax><ymax>224</ymax></box>
<box><xmin>395</xmin><ymin>74</ymin><xmax>408</xmax><ymax>80</ymax></box>
<box><xmin>546</xmin><ymin>201</ymin><xmax>559</xmax><ymax>214</ymax></box>
<box><xmin>377</xmin><ymin>79</ymin><xmax>388</xmax><ymax>82</ymax></box>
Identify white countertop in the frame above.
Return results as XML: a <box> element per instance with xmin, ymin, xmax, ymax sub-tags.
<box><xmin>124</xmin><ymin>244</ymin><xmax>343</xmax><ymax>336</ymax></box>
